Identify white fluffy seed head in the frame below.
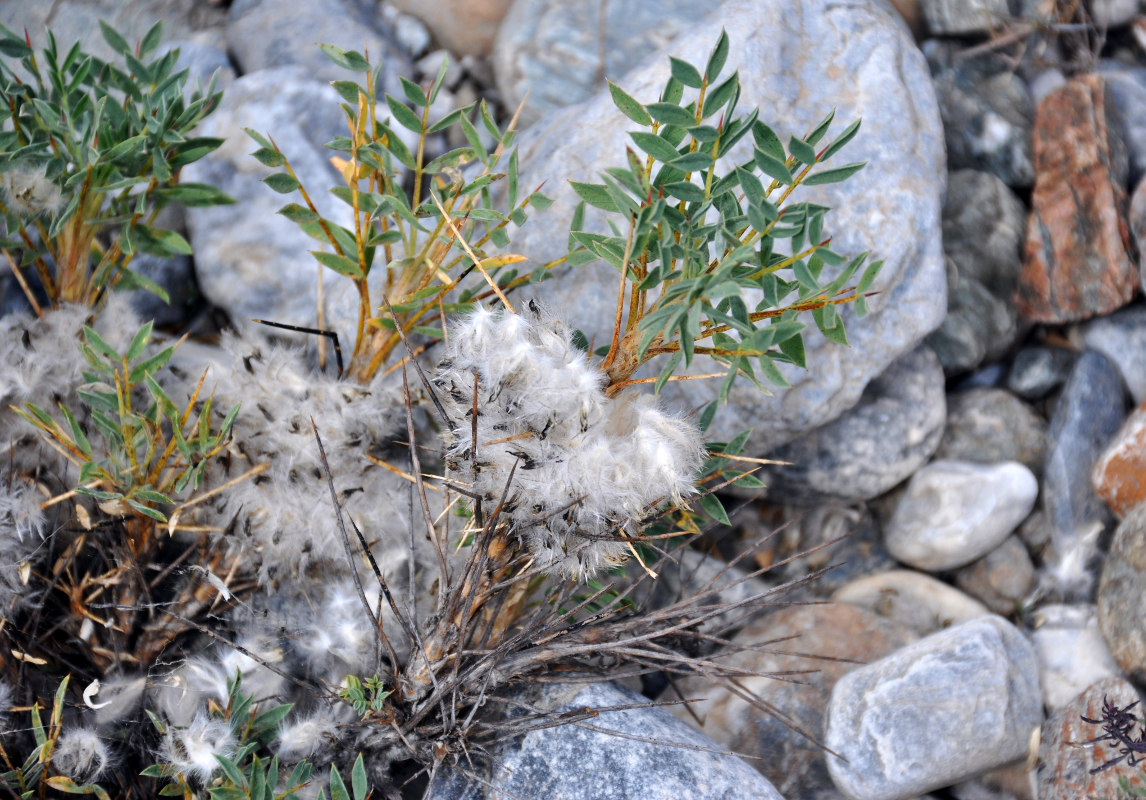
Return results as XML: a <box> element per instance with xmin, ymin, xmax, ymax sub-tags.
<box><xmin>275</xmin><ymin>710</ymin><xmax>340</xmax><ymax>762</ymax></box>
<box><xmin>432</xmin><ymin>302</ymin><xmax>705</xmax><ymax>579</ymax></box>
<box><xmin>53</xmin><ymin>728</ymin><xmax>111</xmax><ymax>783</ymax></box>
<box><xmin>159</xmin><ymin>713</ymin><xmax>237</xmax><ymax>786</ymax></box>
<box><xmin>0</xmin><ymin>166</ymin><xmax>65</xmax><ymax>218</ymax></box>
<box><xmin>293</xmin><ymin>580</ymin><xmax>381</xmax><ymax>681</ymax></box>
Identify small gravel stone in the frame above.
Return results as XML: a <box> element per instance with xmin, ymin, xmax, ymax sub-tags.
<box><xmin>935</xmin><ymin>388</ymin><xmax>1048</xmax><ymax>475</ymax></box>
<box><xmin>941</xmin><ymin>170</ymin><xmax>1027</xmax><ymax>297</ymax></box>
<box><xmin>920</xmin><ymin>0</ymin><xmax>1009</xmax><ymax>34</ymax></box>
<box><xmin>884</xmin><ymin>460</ymin><xmax>1039</xmax><ymax>572</ymax></box>
<box><xmin>954</xmin><ymin>536</ymin><xmax>1037</xmax><ymax>615</ymax></box>
<box><xmin>763</xmin><ymin>346</ymin><xmax>946</xmax><ymax>502</ymax></box>
<box><xmin>1005</xmin><ymin>346</ymin><xmax>1076</xmax><ymax>401</ymax></box>
<box><xmin>1030</xmin><ymin>604</ymin><xmax>1121</xmax><ymax>710</ymax></box>
<box><xmin>825</xmin><ymin>616</ymin><xmax>1042</xmax><ymax>800</ymax></box>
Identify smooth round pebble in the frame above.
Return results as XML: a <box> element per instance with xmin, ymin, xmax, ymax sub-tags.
<box><xmin>884</xmin><ymin>460</ymin><xmax>1039</xmax><ymax>571</ymax></box>
<box><xmin>825</xmin><ymin>616</ymin><xmax>1042</xmax><ymax>800</ymax></box>
<box><xmin>955</xmin><ymin>536</ymin><xmax>1037</xmax><ymax>615</ymax></box>
<box><xmin>832</xmin><ymin>569</ymin><xmax>990</xmax><ymax>635</ymax></box>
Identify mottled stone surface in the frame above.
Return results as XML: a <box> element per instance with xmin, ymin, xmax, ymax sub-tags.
<box><xmin>1017</xmin><ymin>75</ymin><xmax>1137</xmax><ymax>323</ymax></box>
<box><xmin>1038</xmin><ymin>678</ymin><xmax>1144</xmax><ymax>799</ymax></box>
<box><xmin>920</xmin><ymin>0</ymin><xmax>1009</xmax><ymax>33</ymax></box>
<box><xmin>1097</xmin><ymin>503</ymin><xmax>1146</xmax><ymax>682</ymax></box>
<box><xmin>927</xmin><ymin>45</ymin><xmax>1035</xmax><ymax>186</ymax></box>
<box><xmin>1030</xmin><ymin>604</ymin><xmax>1120</xmax><ymax>710</ymax></box>
<box><xmin>666</xmin><ymin>605</ymin><xmax>915</xmax><ymax>799</ymax></box>
<box><xmin>763</xmin><ymin>346</ymin><xmax>946</xmax><ymax>501</ymax></box>
<box><xmin>1093</xmin><ymin>401</ymin><xmax>1146</xmax><ymax>517</ymax></box>
<box><xmin>825</xmin><ymin>617</ymin><xmax>1042</xmax><ymax>800</ymax></box>
<box><xmin>494</xmin><ymin>0</ymin><xmax>714</xmax><ymax>127</ymax></box>
<box><xmin>942</xmin><ymin>170</ymin><xmax>1027</xmax><ymax>296</ymax></box>
<box><xmin>429</xmin><ymin>682</ymin><xmax>784</xmax><ymax>800</ymax></box>
<box><xmin>181</xmin><ymin>69</ymin><xmax>374</xmax><ymax>349</ymax></box>
<box><xmin>955</xmin><ymin>536</ymin><xmax>1037</xmax><ymax>615</ymax></box>
<box><xmin>511</xmin><ymin>0</ymin><xmax>946</xmax><ymax>452</ymax></box>
<box><xmin>1005</xmin><ymin>346</ymin><xmax>1076</xmax><ymax>401</ymax></box>
<box><xmin>226</xmin><ymin>0</ymin><xmax>411</xmax><ymax>92</ymax></box>
<box><xmin>388</xmin><ymin>0</ymin><xmax>512</xmax><ymax>57</ymax></box>
<box><xmin>884</xmin><ymin>460</ymin><xmax>1039</xmax><ymax>572</ymax></box>
<box><xmin>832</xmin><ymin>569</ymin><xmax>990</xmax><ymax>635</ymax></box>
<box><xmin>935</xmin><ymin>388</ymin><xmax>1048</xmax><ymax>475</ymax></box>
<box><xmin>1082</xmin><ymin>306</ymin><xmax>1146</xmax><ymax>405</ymax></box>
<box><xmin>926</xmin><ymin>259</ymin><xmax>1018</xmax><ymax>375</ymax></box>
<box><xmin>1042</xmin><ymin>350</ymin><xmax>1127</xmax><ymax>597</ymax></box>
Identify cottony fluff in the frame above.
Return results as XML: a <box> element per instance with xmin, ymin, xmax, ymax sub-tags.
<box><xmin>432</xmin><ymin>303</ymin><xmax>704</xmax><ymax>579</ymax></box>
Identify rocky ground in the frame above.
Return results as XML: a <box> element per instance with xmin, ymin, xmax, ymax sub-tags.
<box><xmin>5</xmin><ymin>0</ymin><xmax>1146</xmax><ymax>798</ymax></box>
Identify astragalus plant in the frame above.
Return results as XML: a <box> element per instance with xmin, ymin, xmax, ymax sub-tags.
<box><xmin>1</xmin><ymin>28</ymin><xmax>878</xmax><ymax>800</ymax></box>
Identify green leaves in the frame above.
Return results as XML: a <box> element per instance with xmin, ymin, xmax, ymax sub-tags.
<box><xmin>0</xmin><ymin>19</ymin><xmax>228</xmax><ymax>308</ymax></box>
<box><xmin>570</xmin><ymin>32</ymin><xmax>878</xmax><ymax>406</ymax></box>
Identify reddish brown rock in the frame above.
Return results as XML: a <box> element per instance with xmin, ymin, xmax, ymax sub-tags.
<box><xmin>1017</xmin><ymin>75</ymin><xmax>1138</xmax><ymax>323</ymax></box>
<box><xmin>1094</xmin><ymin>401</ymin><xmax>1146</xmax><ymax>517</ymax></box>
<box><xmin>1039</xmin><ymin>677</ymin><xmax>1145</xmax><ymax>799</ymax></box>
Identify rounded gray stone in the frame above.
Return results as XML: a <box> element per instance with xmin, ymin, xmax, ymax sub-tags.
<box><xmin>884</xmin><ymin>459</ymin><xmax>1038</xmax><ymax>571</ymax></box>
<box><xmin>762</xmin><ymin>345</ymin><xmax>947</xmax><ymax>501</ymax></box>
<box><xmin>941</xmin><ymin>170</ymin><xmax>1026</xmax><ymax>297</ymax></box>
<box><xmin>1081</xmin><ymin>299</ymin><xmax>1146</xmax><ymax>407</ymax></box>
<box><xmin>509</xmin><ymin>0</ymin><xmax>946</xmax><ymax>453</ymax></box>
<box><xmin>1030</xmin><ymin>604</ymin><xmax>1120</xmax><ymax>710</ymax></box>
<box><xmin>935</xmin><ymin>387</ymin><xmax>1048</xmax><ymax>475</ymax></box>
<box><xmin>954</xmin><ymin>535</ymin><xmax>1037</xmax><ymax>616</ymax></box>
<box><xmin>1097</xmin><ymin>503</ymin><xmax>1146</xmax><ymax>683</ymax></box>
<box><xmin>825</xmin><ymin>616</ymin><xmax>1042</xmax><ymax>800</ymax></box>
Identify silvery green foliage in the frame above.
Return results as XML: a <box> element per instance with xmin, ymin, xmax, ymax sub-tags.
<box><xmin>433</xmin><ymin>303</ymin><xmax>705</xmax><ymax>579</ymax></box>
<box><xmin>183</xmin><ymin>328</ymin><xmax>430</xmax><ymax>590</ymax></box>
<box><xmin>0</xmin><ymin>294</ymin><xmax>140</xmax><ymax>470</ymax></box>
<box><xmin>52</xmin><ymin>728</ymin><xmax>111</xmax><ymax>783</ymax></box>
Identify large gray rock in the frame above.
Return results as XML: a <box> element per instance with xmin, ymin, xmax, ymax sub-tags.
<box><xmin>825</xmin><ymin>616</ymin><xmax>1042</xmax><ymax>800</ymax></box>
<box><xmin>763</xmin><ymin>346</ymin><xmax>946</xmax><ymax>502</ymax></box>
<box><xmin>227</xmin><ymin>0</ymin><xmax>410</xmax><ymax>91</ymax></box>
<box><xmin>510</xmin><ymin>0</ymin><xmax>946</xmax><ymax>452</ymax></box>
<box><xmin>429</xmin><ymin>682</ymin><xmax>784</xmax><ymax>799</ymax></box>
<box><xmin>494</xmin><ymin>0</ymin><xmax>716</xmax><ymax>128</ymax></box>
<box><xmin>182</xmin><ymin>69</ymin><xmax>376</xmax><ymax>348</ymax></box>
